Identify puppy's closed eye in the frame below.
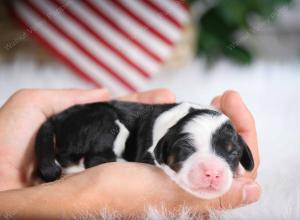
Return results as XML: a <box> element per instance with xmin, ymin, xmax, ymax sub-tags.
<box><xmin>167</xmin><ymin>155</ymin><xmax>182</xmax><ymax>172</ymax></box>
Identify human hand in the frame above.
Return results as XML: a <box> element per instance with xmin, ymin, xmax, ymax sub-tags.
<box><xmin>0</xmin><ymin>89</ymin><xmax>260</xmax><ymax>219</ymax></box>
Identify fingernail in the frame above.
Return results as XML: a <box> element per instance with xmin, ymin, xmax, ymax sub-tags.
<box><xmin>242</xmin><ymin>183</ymin><xmax>260</xmax><ymax>205</ymax></box>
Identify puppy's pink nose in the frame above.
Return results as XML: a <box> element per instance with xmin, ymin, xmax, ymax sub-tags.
<box><xmin>203</xmin><ymin>169</ymin><xmax>222</xmax><ymax>183</ymax></box>
<box><xmin>188</xmin><ymin>161</ymin><xmax>225</xmax><ymax>188</ymax></box>
<box><xmin>200</xmin><ymin>162</ymin><xmax>224</xmax><ymax>186</ymax></box>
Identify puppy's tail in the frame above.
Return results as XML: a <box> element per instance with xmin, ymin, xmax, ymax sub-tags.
<box><xmin>35</xmin><ymin>119</ymin><xmax>61</xmax><ymax>182</ymax></box>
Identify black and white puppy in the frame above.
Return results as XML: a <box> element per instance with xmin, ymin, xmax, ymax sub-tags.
<box><xmin>35</xmin><ymin>101</ymin><xmax>254</xmax><ymax>199</ymax></box>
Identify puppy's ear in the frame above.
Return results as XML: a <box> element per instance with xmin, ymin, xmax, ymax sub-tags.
<box><xmin>238</xmin><ymin>135</ymin><xmax>254</xmax><ymax>171</ymax></box>
<box><xmin>154</xmin><ymin>135</ymin><xmax>170</xmax><ymax>165</ymax></box>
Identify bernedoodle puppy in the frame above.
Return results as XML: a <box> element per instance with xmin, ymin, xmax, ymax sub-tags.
<box><xmin>35</xmin><ymin>101</ymin><xmax>254</xmax><ymax>199</ymax></box>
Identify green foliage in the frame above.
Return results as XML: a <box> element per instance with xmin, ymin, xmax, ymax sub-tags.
<box><xmin>189</xmin><ymin>0</ymin><xmax>292</xmax><ymax>64</ymax></box>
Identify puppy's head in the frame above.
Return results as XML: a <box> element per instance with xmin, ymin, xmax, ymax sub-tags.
<box><xmin>154</xmin><ymin>109</ymin><xmax>254</xmax><ymax>199</ymax></box>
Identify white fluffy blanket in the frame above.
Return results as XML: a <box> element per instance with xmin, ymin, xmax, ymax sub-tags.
<box><xmin>1</xmin><ymin>58</ymin><xmax>300</xmax><ymax>219</ymax></box>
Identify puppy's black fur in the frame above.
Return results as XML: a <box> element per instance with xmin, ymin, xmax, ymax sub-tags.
<box><xmin>35</xmin><ymin>101</ymin><xmax>254</xmax><ymax>182</ymax></box>
<box><xmin>36</xmin><ymin>101</ymin><xmax>176</xmax><ymax>181</ymax></box>
<box><xmin>211</xmin><ymin>121</ymin><xmax>254</xmax><ymax>171</ymax></box>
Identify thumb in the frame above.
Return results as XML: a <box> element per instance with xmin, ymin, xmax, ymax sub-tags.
<box><xmin>207</xmin><ymin>178</ymin><xmax>261</xmax><ymax>210</ymax></box>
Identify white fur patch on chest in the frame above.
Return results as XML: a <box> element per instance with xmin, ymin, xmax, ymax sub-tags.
<box><xmin>61</xmin><ymin>159</ymin><xmax>85</xmax><ymax>175</ymax></box>
<box><xmin>113</xmin><ymin>120</ymin><xmax>129</xmax><ymax>158</ymax></box>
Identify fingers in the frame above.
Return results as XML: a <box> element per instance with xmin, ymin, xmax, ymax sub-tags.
<box><xmin>9</xmin><ymin>89</ymin><xmax>111</xmax><ymax>117</ymax></box>
<box><xmin>10</xmin><ymin>88</ymin><xmax>175</xmax><ymax>118</ymax></box>
<box><xmin>168</xmin><ymin>177</ymin><xmax>261</xmax><ymax>213</ymax></box>
<box><xmin>119</xmin><ymin>88</ymin><xmax>176</xmax><ymax>104</ymax></box>
<box><xmin>43</xmin><ymin>89</ymin><xmax>111</xmax><ymax>117</ymax></box>
<box><xmin>41</xmin><ymin>88</ymin><xmax>176</xmax><ymax>115</ymax></box>
<box><xmin>207</xmin><ymin>178</ymin><xmax>261</xmax><ymax>210</ymax></box>
<box><xmin>8</xmin><ymin>88</ymin><xmax>176</xmax><ymax>118</ymax></box>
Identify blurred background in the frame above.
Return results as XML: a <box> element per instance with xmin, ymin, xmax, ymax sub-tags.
<box><xmin>0</xmin><ymin>0</ymin><xmax>300</xmax><ymax>218</ymax></box>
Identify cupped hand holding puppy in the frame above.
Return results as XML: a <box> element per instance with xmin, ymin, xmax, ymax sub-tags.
<box><xmin>0</xmin><ymin>89</ymin><xmax>260</xmax><ymax>219</ymax></box>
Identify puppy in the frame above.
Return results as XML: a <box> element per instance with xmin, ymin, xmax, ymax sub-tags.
<box><xmin>35</xmin><ymin>101</ymin><xmax>254</xmax><ymax>199</ymax></box>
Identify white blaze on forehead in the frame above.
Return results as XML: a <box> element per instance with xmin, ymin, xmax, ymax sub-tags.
<box><xmin>113</xmin><ymin>120</ymin><xmax>129</xmax><ymax>157</ymax></box>
<box><xmin>183</xmin><ymin>113</ymin><xmax>229</xmax><ymax>154</ymax></box>
<box><xmin>148</xmin><ymin>102</ymin><xmax>216</xmax><ymax>155</ymax></box>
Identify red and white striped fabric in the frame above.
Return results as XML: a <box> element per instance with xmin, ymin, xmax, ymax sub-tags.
<box><xmin>12</xmin><ymin>0</ymin><xmax>189</xmax><ymax>95</ymax></box>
